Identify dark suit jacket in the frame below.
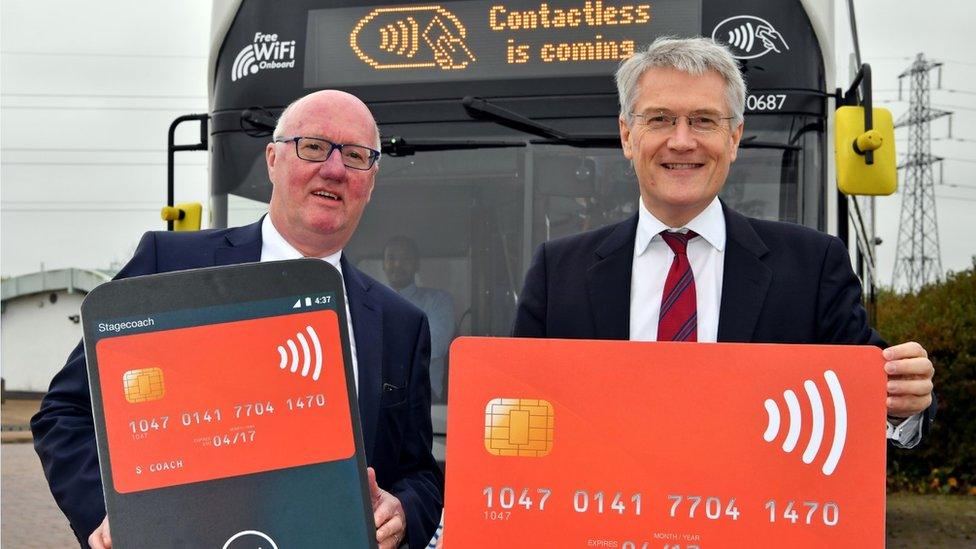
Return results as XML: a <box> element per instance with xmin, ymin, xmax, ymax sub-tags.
<box><xmin>514</xmin><ymin>203</ymin><xmax>886</xmax><ymax>344</ymax></box>
<box><xmin>31</xmin><ymin>219</ymin><xmax>444</xmax><ymax>548</ymax></box>
<box><xmin>513</xmin><ymin>203</ymin><xmax>935</xmax><ymax>420</ymax></box>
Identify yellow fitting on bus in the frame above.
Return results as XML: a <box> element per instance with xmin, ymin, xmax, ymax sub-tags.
<box><xmin>835</xmin><ymin>106</ymin><xmax>896</xmax><ymax>196</ymax></box>
<box><xmin>160</xmin><ymin>202</ymin><xmax>202</xmax><ymax>231</ymax></box>
<box><xmin>854</xmin><ymin>129</ymin><xmax>883</xmax><ymax>153</ymax></box>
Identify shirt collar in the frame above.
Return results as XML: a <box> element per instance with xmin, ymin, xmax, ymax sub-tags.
<box><xmin>634</xmin><ymin>196</ymin><xmax>726</xmax><ymax>256</ymax></box>
<box><xmin>398</xmin><ymin>282</ymin><xmax>419</xmax><ymax>299</ymax></box>
<box><xmin>261</xmin><ymin>214</ymin><xmax>343</xmax><ymax>269</ymax></box>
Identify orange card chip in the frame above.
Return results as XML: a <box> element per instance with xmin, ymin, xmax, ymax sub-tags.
<box><xmin>122</xmin><ymin>367</ymin><xmax>165</xmax><ymax>403</ymax></box>
<box><xmin>484</xmin><ymin>398</ymin><xmax>553</xmax><ymax>457</ymax></box>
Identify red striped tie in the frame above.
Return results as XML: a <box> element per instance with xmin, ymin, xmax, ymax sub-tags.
<box><xmin>657</xmin><ymin>231</ymin><xmax>698</xmax><ymax>342</ymax></box>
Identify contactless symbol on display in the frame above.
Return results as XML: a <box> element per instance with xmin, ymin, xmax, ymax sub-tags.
<box><xmin>763</xmin><ymin>370</ymin><xmax>848</xmax><ymax>476</ymax></box>
<box><xmin>350</xmin><ymin>5</ymin><xmax>476</xmax><ymax>71</ymax></box>
<box><xmin>122</xmin><ymin>367</ymin><xmax>165</xmax><ymax>403</ymax></box>
<box><xmin>276</xmin><ymin>325</ymin><xmax>323</xmax><ymax>381</ymax></box>
<box><xmin>379</xmin><ymin>17</ymin><xmax>420</xmax><ymax>57</ymax></box>
<box><xmin>484</xmin><ymin>398</ymin><xmax>553</xmax><ymax>457</ymax></box>
<box><xmin>712</xmin><ymin>15</ymin><xmax>789</xmax><ymax>60</ymax></box>
<box><xmin>222</xmin><ymin>529</ymin><xmax>279</xmax><ymax>549</ymax></box>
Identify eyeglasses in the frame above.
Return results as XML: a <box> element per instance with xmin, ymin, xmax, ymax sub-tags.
<box><xmin>630</xmin><ymin>112</ymin><xmax>735</xmax><ymax>134</ymax></box>
<box><xmin>273</xmin><ymin>136</ymin><xmax>380</xmax><ymax>170</ymax></box>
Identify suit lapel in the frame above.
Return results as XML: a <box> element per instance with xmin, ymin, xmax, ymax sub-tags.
<box><xmin>213</xmin><ymin>220</ymin><xmax>383</xmax><ymax>457</ymax></box>
<box><xmin>586</xmin><ymin>215</ymin><xmax>638</xmax><ymax>339</ymax></box>
<box><xmin>211</xmin><ymin>220</ymin><xmax>382</xmax><ymax>457</ymax></box>
<box><xmin>341</xmin><ymin>255</ymin><xmax>382</xmax><ymax>463</ymax></box>
<box><xmin>214</xmin><ymin>219</ymin><xmax>263</xmax><ymax>266</ymax></box>
<box><xmin>717</xmin><ymin>205</ymin><xmax>772</xmax><ymax>342</ymax></box>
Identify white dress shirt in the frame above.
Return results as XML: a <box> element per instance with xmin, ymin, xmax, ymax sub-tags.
<box><xmin>397</xmin><ymin>283</ymin><xmax>454</xmax><ymax>361</ymax></box>
<box><xmin>260</xmin><ymin>215</ymin><xmax>359</xmax><ymax>392</ymax></box>
<box><xmin>627</xmin><ymin>198</ymin><xmax>922</xmax><ymax>447</ymax></box>
<box><xmin>630</xmin><ymin>197</ymin><xmax>726</xmax><ymax>343</ymax></box>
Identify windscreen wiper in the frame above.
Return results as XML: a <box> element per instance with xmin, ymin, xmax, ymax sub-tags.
<box><xmin>463</xmin><ymin>96</ymin><xmax>620</xmax><ymax>148</ymax></box>
<box><xmin>382</xmin><ymin>136</ymin><xmax>526</xmax><ymax>157</ymax></box>
<box><xmin>383</xmin><ymin>95</ymin><xmax>620</xmax><ymax>156</ymax></box>
<box><xmin>738</xmin><ymin>135</ymin><xmax>802</xmax><ymax>150</ymax></box>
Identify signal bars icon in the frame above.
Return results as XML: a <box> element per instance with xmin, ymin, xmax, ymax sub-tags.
<box><xmin>763</xmin><ymin>370</ymin><xmax>847</xmax><ymax>476</ymax></box>
<box><xmin>277</xmin><ymin>325</ymin><xmax>323</xmax><ymax>381</ymax></box>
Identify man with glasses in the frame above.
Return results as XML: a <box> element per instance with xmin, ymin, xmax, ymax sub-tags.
<box><xmin>513</xmin><ymin>38</ymin><xmax>935</xmax><ymax>444</ymax></box>
<box><xmin>33</xmin><ymin>90</ymin><xmax>442</xmax><ymax>549</ymax></box>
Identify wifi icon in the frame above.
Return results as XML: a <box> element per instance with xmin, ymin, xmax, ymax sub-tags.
<box><xmin>231</xmin><ymin>44</ymin><xmax>258</xmax><ymax>81</ymax></box>
<box><xmin>276</xmin><ymin>325</ymin><xmax>323</xmax><ymax>381</ymax></box>
<box><xmin>378</xmin><ymin>17</ymin><xmax>419</xmax><ymax>58</ymax></box>
<box><xmin>763</xmin><ymin>370</ymin><xmax>847</xmax><ymax>476</ymax></box>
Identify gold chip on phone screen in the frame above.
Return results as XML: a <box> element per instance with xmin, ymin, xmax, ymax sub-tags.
<box><xmin>484</xmin><ymin>398</ymin><xmax>553</xmax><ymax>457</ymax></box>
<box><xmin>122</xmin><ymin>368</ymin><xmax>165</xmax><ymax>403</ymax></box>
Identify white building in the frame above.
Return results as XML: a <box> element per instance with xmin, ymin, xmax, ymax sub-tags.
<box><xmin>1</xmin><ymin>269</ymin><xmax>112</xmax><ymax>395</ymax></box>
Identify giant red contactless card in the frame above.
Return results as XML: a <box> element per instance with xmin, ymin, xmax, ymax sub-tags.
<box><xmin>95</xmin><ymin>309</ymin><xmax>352</xmax><ymax>493</ymax></box>
<box><xmin>445</xmin><ymin>337</ymin><xmax>887</xmax><ymax>548</ymax></box>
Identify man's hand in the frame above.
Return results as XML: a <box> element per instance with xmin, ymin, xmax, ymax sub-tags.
<box><xmin>368</xmin><ymin>467</ymin><xmax>406</xmax><ymax>548</ymax></box>
<box><xmin>88</xmin><ymin>516</ymin><xmax>111</xmax><ymax>549</ymax></box>
<box><xmin>884</xmin><ymin>341</ymin><xmax>934</xmax><ymax>418</ymax></box>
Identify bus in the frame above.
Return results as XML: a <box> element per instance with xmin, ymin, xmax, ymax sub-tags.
<box><xmin>182</xmin><ymin>0</ymin><xmax>883</xmax><ymax>462</ymax></box>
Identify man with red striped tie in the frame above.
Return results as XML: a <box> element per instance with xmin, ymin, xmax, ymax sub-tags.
<box><xmin>512</xmin><ymin>36</ymin><xmax>935</xmax><ymax>448</ymax></box>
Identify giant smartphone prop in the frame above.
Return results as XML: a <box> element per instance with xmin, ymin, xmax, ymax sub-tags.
<box><xmin>82</xmin><ymin>259</ymin><xmax>377</xmax><ymax>548</ymax></box>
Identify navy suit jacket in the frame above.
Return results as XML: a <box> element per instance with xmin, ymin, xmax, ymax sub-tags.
<box><xmin>31</xmin><ymin>220</ymin><xmax>444</xmax><ymax>548</ymax></box>
<box><xmin>514</xmin><ymin>203</ymin><xmax>886</xmax><ymax>344</ymax></box>
<box><xmin>513</xmin><ymin>203</ymin><xmax>935</xmax><ymax>421</ymax></box>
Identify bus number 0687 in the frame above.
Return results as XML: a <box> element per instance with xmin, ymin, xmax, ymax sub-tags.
<box><xmin>746</xmin><ymin>94</ymin><xmax>787</xmax><ymax>111</ymax></box>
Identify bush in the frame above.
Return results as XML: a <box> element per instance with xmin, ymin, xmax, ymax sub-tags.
<box><xmin>876</xmin><ymin>260</ymin><xmax>976</xmax><ymax>494</ymax></box>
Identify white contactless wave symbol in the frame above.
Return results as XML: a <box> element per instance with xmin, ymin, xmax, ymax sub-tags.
<box><xmin>231</xmin><ymin>44</ymin><xmax>258</xmax><ymax>81</ymax></box>
<box><xmin>276</xmin><ymin>325</ymin><xmax>323</xmax><ymax>381</ymax></box>
<box><xmin>727</xmin><ymin>22</ymin><xmax>757</xmax><ymax>53</ymax></box>
<box><xmin>763</xmin><ymin>370</ymin><xmax>847</xmax><ymax>476</ymax></box>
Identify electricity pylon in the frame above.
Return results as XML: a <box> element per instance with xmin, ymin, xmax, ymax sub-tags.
<box><xmin>892</xmin><ymin>53</ymin><xmax>950</xmax><ymax>292</ymax></box>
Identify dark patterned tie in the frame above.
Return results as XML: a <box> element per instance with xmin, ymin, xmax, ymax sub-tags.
<box><xmin>657</xmin><ymin>230</ymin><xmax>698</xmax><ymax>342</ymax></box>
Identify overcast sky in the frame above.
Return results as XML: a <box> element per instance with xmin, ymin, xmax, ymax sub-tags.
<box><xmin>2</xmin><ymin>0</ymin><xmax>974</xmax><ymax>286</ymax></box>
<box><xmin>836</xmin><ymin>0</ymin><xmax>976</xmax><ymax>288</ymax></box>
<box><xmin>1</xmin><ymin>1</ymin><xmax>212</xmax><ymax>275</ymax></box>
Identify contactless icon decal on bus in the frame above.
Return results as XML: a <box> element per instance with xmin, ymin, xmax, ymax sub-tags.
<box><xmin>350</xmin><ymin>6</ymin><xmax>477</xmax><ymax>70</ymax></box>
<box><xmin>711</xmin><ymin>15</ymin><xmax>789</xmax><ymax>60</ymax></box>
